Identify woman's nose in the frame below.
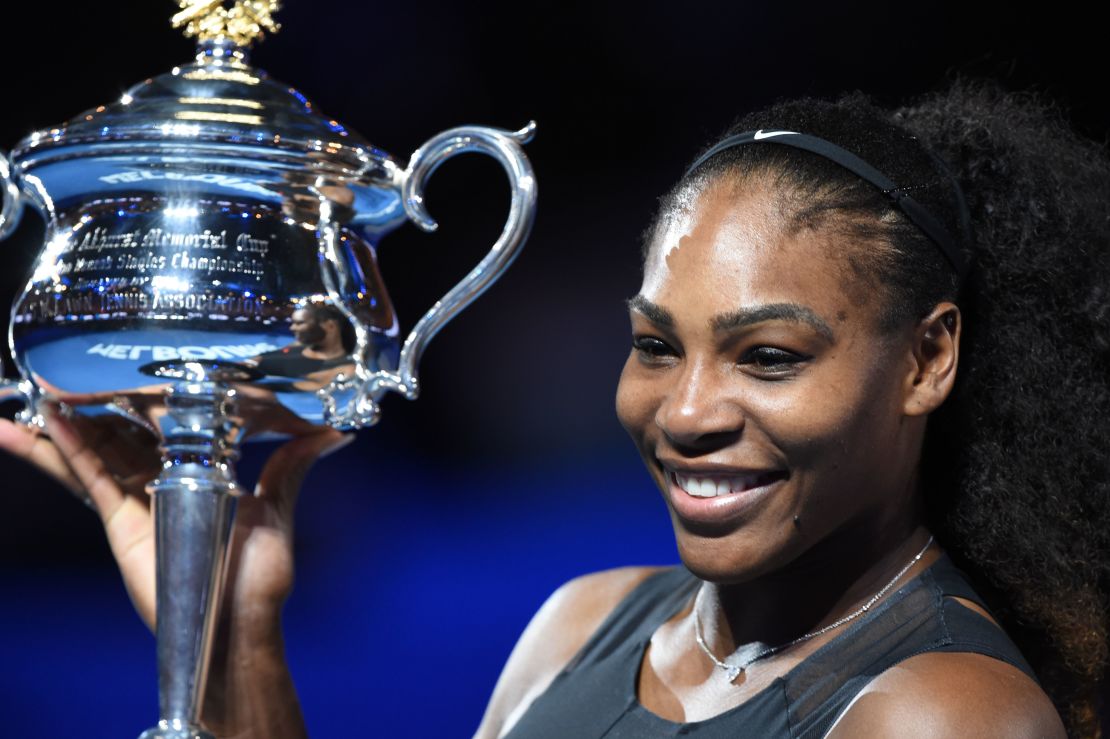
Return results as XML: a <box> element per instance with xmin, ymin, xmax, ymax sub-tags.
<box><xmin>654</xmin><ymin>359</ymin><xmax>744</xmax><ymax>450</ymax></box>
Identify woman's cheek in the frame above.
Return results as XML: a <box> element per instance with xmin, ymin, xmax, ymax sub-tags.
<box><xmin>615</xmin><ymin>354</ymin><xmax>650</xmax><ymax>439</ymax></box>
<box><xmin>744</xmin><ymin>380</ymin><xmax>858</xmax><ymax>476</ymax></box>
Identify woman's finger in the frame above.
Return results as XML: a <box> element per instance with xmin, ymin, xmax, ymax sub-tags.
<box><xmin>42</xmin><ymin>411</ymin><xmax>154</xmax><ymax>557</ymax></box>
<box><xmin>0</xmin><ymin>417</ymin><xmax>84</xmax><ymax>494</ymax></box>
<box><xmin>45</xmin><ymin>409</ymin><xmax>157</xmax><ymax>618</ymax></box>
<box><xmin>244</xmin><ymin>429</ymin><xmax>353</xmax><ymax>524</ymax></box>
<box><xmin>41</xmin><ymin>409</ymin><xmax>128</xmax><ymax>517</ymax></box>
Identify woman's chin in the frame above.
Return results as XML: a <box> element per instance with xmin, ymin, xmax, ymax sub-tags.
<box><xmin>672</xmin><ymin>526</ymin><xmax>801</xmax><ymax>585</ymax></box>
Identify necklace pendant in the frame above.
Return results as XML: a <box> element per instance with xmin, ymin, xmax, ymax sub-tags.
<box><xmin>725</xmin><ymin>664</ymin><xmax>742</xmax><ymax>682</ymax></box>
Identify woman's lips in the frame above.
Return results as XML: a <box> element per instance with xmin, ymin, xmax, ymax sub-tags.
<box><xmin>664</xmin><ymin>468</ymin><xmax>788</xmax><ymax>526</ymax></box>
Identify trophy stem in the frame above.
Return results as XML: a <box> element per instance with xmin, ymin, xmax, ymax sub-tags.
<box><xmin>140</xmin><ymin>368</ymin><xmax>244</xmax><ymax>739</ymax></box>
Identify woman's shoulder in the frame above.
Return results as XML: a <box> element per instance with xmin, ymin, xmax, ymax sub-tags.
<box><xmin>825</xmin><ymin>651</ymin><xmax>1066</xmax><ymax>738</ymax></box>
<box><xmin>474</xmin><ymin>565</ymin><xmax>671</xmax><ymax>739</ymax></box>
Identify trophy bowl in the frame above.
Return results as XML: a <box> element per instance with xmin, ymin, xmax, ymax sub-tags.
<box><xmin>0</xmin><ymin>3</ymin><xmax>536</xmax><ymax>737</ymax></box>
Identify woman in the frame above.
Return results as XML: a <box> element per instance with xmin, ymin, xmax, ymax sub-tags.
<box><xmin>475</xmin><ymin>82</ymin><xmax>1106</xmax><ymax>738</ymax></box>
<box><xmin>2</xmin><ymin>80</ymin><xmax>1107</xmax><ymax>737</ymax></box>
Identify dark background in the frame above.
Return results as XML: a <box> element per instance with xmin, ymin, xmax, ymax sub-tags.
<box><xmin>0</xmin><ymin>2</ymin><xmax>1105</xmax><ymax>736</ymax></box>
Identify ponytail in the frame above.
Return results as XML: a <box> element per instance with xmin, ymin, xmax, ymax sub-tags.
<box><xmin>899</xmin><ymin>80</ymin><xmax>1110</xmax><ymax>738</ymax></box>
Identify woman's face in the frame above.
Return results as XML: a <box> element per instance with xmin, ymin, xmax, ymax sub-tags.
<box><xmin>616</xmin><ymin>177</ymin><xmax>929</xmax><ymax>583</ymax></box>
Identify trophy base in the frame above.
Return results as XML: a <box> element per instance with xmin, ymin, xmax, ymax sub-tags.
<box><xmin>138</xmin><ymin>719</ymin><xmax>215</xmax><ymax>739</ymax></box>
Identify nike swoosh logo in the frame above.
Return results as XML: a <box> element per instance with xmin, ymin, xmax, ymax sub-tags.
<box><xmin>753</xmin><ymin>129</ymin><xmax>799</xmax><ymax>140</ymax></box>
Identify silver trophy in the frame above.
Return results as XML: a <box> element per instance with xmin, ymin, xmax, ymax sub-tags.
<box><xmin>0</xmin><ymin>3</ymin><xmax>536</xmax><ymax>737</ymax></box>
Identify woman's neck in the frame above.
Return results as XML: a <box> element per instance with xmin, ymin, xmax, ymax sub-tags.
<box><xmin>699</xmin><ymin>519</ymin><xmax>935</xmax><ymax>655</ymax></box>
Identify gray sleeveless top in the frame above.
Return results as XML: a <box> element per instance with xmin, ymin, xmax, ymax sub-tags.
<box><xmin>502</xmin><ymin>554</ymin><xmax>1035</xmax><ymax>738</ymax></box>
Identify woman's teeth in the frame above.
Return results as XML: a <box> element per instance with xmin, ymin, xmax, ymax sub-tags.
<box><xmin>672</xmin><ymin>471</ymin><xmax>778</xmax><ymax>498</ymax></box>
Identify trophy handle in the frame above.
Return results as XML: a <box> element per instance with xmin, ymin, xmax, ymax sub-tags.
<box><xmin>0</xmin><ymin>151</ymin><xmax>35</xmax><ymax>419</ymax></box>
<box><xmin>0</xmin><ymin>377</ymin><xmax>36</xmax><ymax>422</ymax></box>
<box><xmin>0</xmin><ymin>151</ymin><xmax>23</xmax><ymax>240</ymax></box>
<box><xmin>397</xmin><ymin>121</ymin><xmax>537</xmax><ymax>388</ymax></box>
<box><xmin>320</xmin><ymin>122</ymin><xmax>537</xmax><ymax>428</ymax></box>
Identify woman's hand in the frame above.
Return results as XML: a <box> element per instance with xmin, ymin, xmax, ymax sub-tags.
<box><xmin>0</xmin><ymin>407</ymin><xmax>163</xmax><ymax>624</ymax></box>
<box><xmin>0</xmin><ymin>403</ymin><xmax>351</xmax><ymax>737</ymax></box>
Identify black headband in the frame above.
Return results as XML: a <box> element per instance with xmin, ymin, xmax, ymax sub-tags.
<box><xmin>684</xmin><ymin>129</ymin><xmax>971</xmax><ymax>281</ymax></box>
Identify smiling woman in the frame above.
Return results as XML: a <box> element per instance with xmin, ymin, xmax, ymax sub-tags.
<box><xmin>619</xmin><ymin>177</ymin><xmax>931</xmax><ymax>585</ymax></box>
<box><xmin>476</xmin><ymin>81</ymin><xmax>1110</xmax><ymax>739</ymax></box>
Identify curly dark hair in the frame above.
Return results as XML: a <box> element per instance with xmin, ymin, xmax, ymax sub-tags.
<box><xmin>646</xmin><ymin>81</ymin><xmax>1110</xmax><ymax>736</ymax></box>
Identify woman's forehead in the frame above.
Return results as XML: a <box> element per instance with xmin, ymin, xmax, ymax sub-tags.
<box><xmin>642</xmin><ymin>181</ymin><xmax>856</xmax><ymax>313</ymax></box>
<box><xmin>651</xmin><ymin>179</ymin><xmax>785</xmax><ymax>255</ymax></box>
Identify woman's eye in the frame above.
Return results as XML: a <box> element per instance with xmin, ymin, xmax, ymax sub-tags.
<box><xmin>740</xmin><ymin>347</ymin><xmax>808</xmax><ymax>374</ymax></box>
<box><xmin>632</xmin><ymin>336</ymin><xmax>675</xmax><ymax>360</ymax></box>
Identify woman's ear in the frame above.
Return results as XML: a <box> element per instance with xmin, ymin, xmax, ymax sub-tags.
<box><xmin>903</xmin><ymin>302</ymin><xmax>961</xmax><ymax>417</ymax></box>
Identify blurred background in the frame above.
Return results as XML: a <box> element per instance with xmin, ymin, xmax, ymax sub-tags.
<box><xmin>0</xmin><ymin>1</ymin><xmax>1105</xmax><ymax>736</ymax></box>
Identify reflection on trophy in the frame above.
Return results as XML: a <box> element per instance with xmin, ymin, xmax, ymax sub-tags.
<box><xmin>249</xmin><ymin>303</ymin><xmax>357</xmax><ymax>383</ymax></box>
<box><xmin>0</xmin><ymin>1</ymin><xmax>536</xmax><ymax>737</ymax></box>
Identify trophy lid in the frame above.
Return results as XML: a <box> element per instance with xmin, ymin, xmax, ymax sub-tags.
<box><xmin>10</xmin><ymin>1</ymin><xmax>404</xmax><ymax>231</ymax></box>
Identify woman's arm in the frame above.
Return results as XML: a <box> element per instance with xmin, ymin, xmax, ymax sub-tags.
<box><xmin>474</xmin><ymin>566</ymin><xmax>665</xmax><ymax>739</ymax></box>
<box><xmin>200</xmin><ymin>608</ymin><xmax>307</xmax><ymax>738</ymax></box>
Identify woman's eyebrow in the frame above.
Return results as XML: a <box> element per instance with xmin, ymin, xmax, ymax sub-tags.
<box><xmin>626</xmin><ymin>295</ymin><xmax>673</xmax><ymax>326</ymax></box>
<box><xmin>712</xmin><ymin>303</ymin><xmax>834</xmax><ymax>342</ymax></box>
<box><xmin>627</xmin><ymin>296</ymin><xmax>832</xmax><ymax>342</ymax></box>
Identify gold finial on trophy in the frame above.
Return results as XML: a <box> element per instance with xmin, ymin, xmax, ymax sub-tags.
<box><xmin>172</xmin><ymin>0</ymin><xmax>282</xmax><ymax>48</ymax></box>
